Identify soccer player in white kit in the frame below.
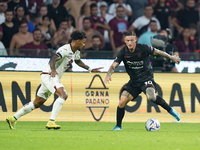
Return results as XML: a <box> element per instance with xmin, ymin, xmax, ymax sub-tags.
<box><xmin>6</xmin><ymin>30</ymin><xmax>103</xmax><ymax>129</ymax></box>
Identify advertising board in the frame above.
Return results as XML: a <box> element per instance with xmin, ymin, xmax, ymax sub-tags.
<box><xmin>0</xmin><ymin>72</ymin><xmax>200</xmax><ymax>122</ymax></box>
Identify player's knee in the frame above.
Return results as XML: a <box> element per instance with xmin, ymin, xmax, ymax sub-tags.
<box><xmin>34</xmin><ymin>101</ymin><xmax>43</xmax><ymax>108</ymax></box>
<box><xmin>146</xmin><ymin>88</ymin><xmax>156</xmax><ymax>102</ymax></box>
<box><xmin>60</xmin><ymin>89</ymin><xmax>68</xmax><ymax>100</ymax></box>
<box><xmin>33</xmin><ymin>97</ymin><xmax>46</xmax><ymax>108</ymax></box>
<box><xmin>61</xmin><ymin>93</ymin><xmax>68</xmax><ymax>100</ymax></box>
<box><xmin>119</xmin><ymin>98</ymin><xmax>127</xmax><ymax>108</ymax></box>
<box><xmin>148</xmin><ymin>95</ymin><xmax>156</xmax><ymax>102</ymax></box>
<box><xmin>119</xmin><ymin>101</ymin><xmax>126</xmax><ymax>108</ymax></box>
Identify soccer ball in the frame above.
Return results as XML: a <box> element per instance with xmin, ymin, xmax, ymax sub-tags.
<box><xmin>145</xmin><ymin>118</ymin><xmax>160</xmax><ymax>131</ymax></box>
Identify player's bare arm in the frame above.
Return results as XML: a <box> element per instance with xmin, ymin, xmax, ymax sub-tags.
<box><xmin>49</xmin><ymin>54</ymin><xmax>60</xmax><ymax>77</ymax></box>
<box><xmin>75</xmin><ymin>59</ymin><xmax>103</xmax><ymax>72</ymax></box>
<box><xmin>9</xmin><ymin>35</ymin><xmax>17</xmax><ymax>56</ymax></box>
<box><xmin>124</xmin><ymin>8</ymin><xmax>132</xmax><ymax>16</ymax></box>
<box><xmin>153</xmin><ymin>48</ymin><xmax>181</xmax><ymax>64</ymax></box>
<box><xmin>104</xmin><ymin>62</ymin><xmax>119</xmax><ymax>84</ymax></box>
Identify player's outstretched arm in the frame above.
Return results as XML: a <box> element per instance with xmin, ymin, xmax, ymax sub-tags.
<box><xmin>104</xmin><ymin>62</ymin><xmax>119</xmax><ymax>84</ymax></box>
<box><xmin>153</xmin><ymin>48</ymin><xmax>181</xmax><ymax>64</ymax></box>
<box><xmin>75</xmin><ymin>59</ymin><xmax>103</xmax><ymax>72</ymax></box>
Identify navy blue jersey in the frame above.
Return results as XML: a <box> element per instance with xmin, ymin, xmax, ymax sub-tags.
<box><xmin>115</xmin><ymin>43</ymin><xmax>155</xmax><ymax>83</ymax></box>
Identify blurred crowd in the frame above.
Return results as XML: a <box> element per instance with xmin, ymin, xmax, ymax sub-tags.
<box><xmin>0</xmin><ymin>0</ymin><xmax>199</xmax><ymax>62</ymax></box>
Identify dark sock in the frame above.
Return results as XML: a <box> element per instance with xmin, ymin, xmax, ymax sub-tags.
<box><xmin>116</xmin><ymin>106</ymin><xmax>125</xmax><ymax>127</ymax></box>
<box><xmin>14</xmin><ymin>116</ymin><xmax>17</xmax><ymax>120</ymax></box>
<box><xmin>154</xmin><ymin>96</ymin><xmax>171</xmax><ymax>112</ymax></box>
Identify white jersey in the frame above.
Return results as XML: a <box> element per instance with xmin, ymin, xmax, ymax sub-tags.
<box><xmin>42</xmin><ymin>44</ymin><xmax>80</xmax><ymax>79</ymax></box>
<box><xmin>132</xmin><ymin>16</ymin><xmax>161</xmax><ymax>31</ymax></box>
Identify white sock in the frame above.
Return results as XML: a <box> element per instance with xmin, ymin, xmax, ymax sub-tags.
<box><xmin>14</xmin><ymin>101</ymin><xmax>35</xmax><ymax>120</ymax></box>
<box><xmin>50</xmin><ymin>97</ymin><xmax>65</xmax><ymax>121</ymax></box>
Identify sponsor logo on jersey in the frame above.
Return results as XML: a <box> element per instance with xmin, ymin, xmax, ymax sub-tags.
<box><xmin>137</xmin><ymin>53</ymin><xmax>141</xmax><ymax>57</ymax></box>
<box><xmin>127</xmin><ymin>60</ymin><xmax>144</xmax><ymax>69</ymax></box>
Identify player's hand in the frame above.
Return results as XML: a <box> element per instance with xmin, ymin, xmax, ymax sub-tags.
<box><xmin>104</xmin><ymin>76</ymin><xmax>111</xmax><ymax>84</ymax></box>
<box><xmin>91</xmin><ymin>67</ymin><xmax>104</xmax><ymax>72</ymax></box>
<box><xmin>171</xmin><ymin>55</ymin><xmax>181</xmax><ymax>64</ymax></box>
<box><xmin>49</xmin><ymin>69</ymin><xmax>58</xmax><ymax>77</ymax></box>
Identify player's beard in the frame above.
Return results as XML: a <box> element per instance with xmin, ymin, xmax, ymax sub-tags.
<box><xmin>84</xmin><ymin>26</ymin><xmax>90</xmax><ymax>31</ymax></box>
<box><xmin>93</xmin><ymin>44</ymin><xmax>99</xmax><ymax>49</ymax></box>
<box><xmin>34</xmin><ymin>38</ymin><xmax>40</xmax><ymax>42</ymax></box>
<box><xmin>128</xmin><ymin>45</ymin><xmax>133</xmax><ymax>51</ymax></box>
<box><xmin>79</xmin><ymin>45</ymin><xmax>84</xmax><ymax>51</ymax></box>
<box><xmin>127</xmin><ymin>43</ymin><xmax>136</xmax><ymax>51</ymax></box>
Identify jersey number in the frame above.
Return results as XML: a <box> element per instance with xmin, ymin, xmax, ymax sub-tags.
<box><xmin>144</xmin><ymin>81</ymin><xmax>152</xmax><ymax>85</ymax></box>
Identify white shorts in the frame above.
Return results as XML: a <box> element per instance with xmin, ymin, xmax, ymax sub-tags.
<box><xmin>37</xmin><ymin>74</ymin><xmax>66</xmax><ymax>99</ymax></box>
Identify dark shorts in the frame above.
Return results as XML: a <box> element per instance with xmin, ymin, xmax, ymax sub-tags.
<box><xmin>119</xmin><ymin>79</ymin><xmax>157</xmax><ymax>100</ymax></box>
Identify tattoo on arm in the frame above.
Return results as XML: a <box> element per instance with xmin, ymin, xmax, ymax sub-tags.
<box><xmin>154</xmin><ymin>49</ymin><xmax>171</xmax><ymax>60</ymax></box>
<box><xmin>107</xmin><ymin>66</ymin><xmax>115</xmax><ymax>76</ymax></box>
<box><xmin>106</xmin><ymin>62</ymin><xmax>119</xmax><ymax>77</ymax></box>
<box><xmin>50</xmin><ymin>55</ymin><xmax>59</xmax><ymax>70</ymax></box>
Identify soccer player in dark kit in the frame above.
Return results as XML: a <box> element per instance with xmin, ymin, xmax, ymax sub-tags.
<box><xmin>104</xmin><ymin>31</ymin><xmax>181</xmax><ymax>130</ymax></box>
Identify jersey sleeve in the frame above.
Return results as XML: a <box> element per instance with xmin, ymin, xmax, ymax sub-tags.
<box><xmin>74</xmin><ymin>50</ymin><xmax>81</xmax><ymax>60</ymax></box>
<box><xmin>143</xmin><ymin>44</ymin><xmax>155</xmax><ymax>56</ymax></box>
<box><xmin>55</xmin><ymin>47</ymin><xmax>70</xmax><ymax>58</ymax></box>
<box><xmin>114</xmin><ymin>48</ymin><xmax>124</xmax><ymax>64</ymax></box>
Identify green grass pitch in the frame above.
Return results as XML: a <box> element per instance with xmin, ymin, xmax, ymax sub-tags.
<box><xmin>0</xmin><ymin>121</ymin><xmax>200</xmax><ymax>150</ymax></box>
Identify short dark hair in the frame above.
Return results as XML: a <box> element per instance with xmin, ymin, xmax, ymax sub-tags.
<box><xmin>33</xmin><ymin>28</ymin><xmax>41</xmax><ymax>34</ymax></box>
<box><xmin>59</xmin><ymin>18</ymin><xmax>68</xmax><ymax>24</ymax></box>
<box><xmin>83</xmin><ymin>17</ymin><xmax>90</xmax><ymax>22</ymax></box>
<box><xmin>90</xmin><ymin>3</ymin><xmax>97</xmax><ymax>10</ymax></box>
<box><xmin>92</xmin><ymin>35</ymin><xmax>100</xmax><ymax>40</ymax></box>
<box><xmin>39</xmin><ymin>4</ymin><xmax>47</xmax><ymax>11</ymax></box>
<box><xmin>144</xmin><ymin>4</ymin><xmax>153</xmax><ymax>9</ymax></box>
<box><xmin>5</xmin><ymin>9</ymin><xmax>13</xmax><ymax>14</ymax></box>
<box><xmin>149</xmin><ymin>20</ymin><xmax>157</xmax><ymax>24</ymax></box>
<box><xmin>30</xmin><ymin>13</ymin><xmax>41</xmax><ymax>22</ymax></box>
<box><xmin>14</xmin><ymin>5</ymin><xmax>24</xmax><ymax>13</ymax></box>
<box><xmin>19</xmin><ymin>18</ymin><xmax>28</xmax><ymax>26</ymax></box>
<box><xmin>123</xmin><ymin>31</ymin><xmax>136</xmax><ymax>37</ymax></box>
<box><xmin>42</xmin><ymin>15</ymin><xmax>50</xmax><ymax>21</ymax></box>
<box><xmin>116</xmin><ymin>5</ymin><xmax>124</xmax><ymax>10</ymax></box>
<box><xmin>66</xmin><ymin>14</ymin><xmax>74</xmax><ymax>22</ymax></box>
<box><xmin>70</xmin><ymin>30</ymin><xmax>87</xmax><ymax>40</ymax></box>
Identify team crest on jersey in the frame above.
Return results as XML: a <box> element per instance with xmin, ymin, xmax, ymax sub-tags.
<box><xmin>137</xmin><ymin>53</ymin><xmax>141</xmax><ymax>57</ymax></box>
